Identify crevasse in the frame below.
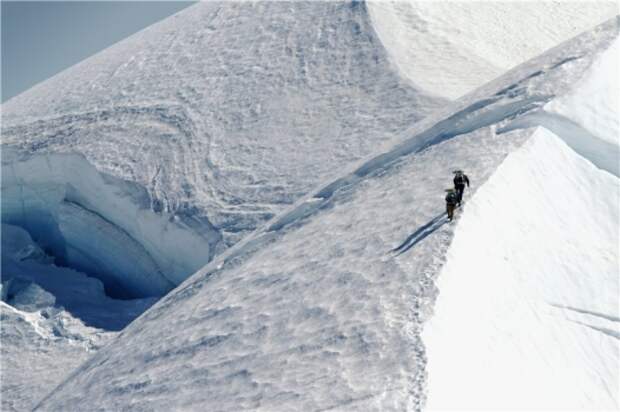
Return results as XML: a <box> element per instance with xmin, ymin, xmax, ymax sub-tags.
<box><xmin>1</xmin><ymin>149</ymin><xmax>220</xmax><ymax>298</ymax></box>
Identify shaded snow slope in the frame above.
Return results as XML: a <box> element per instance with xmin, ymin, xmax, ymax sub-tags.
<box><xmin>0</xmin><ymin>223</ymin><xmax>152</xmax><ymax>410</ymax></box>
<box><xmin>1</xmin><ymin>1</ymin><xmax>443</xmax><ymax>250</ymax></box>
<box><xmin>1</xmin><ymin>223</ymin><xmax>157</xmax><ymax>330</ymax></box>
<box><xmin>367</xmin><ymin>1</ymin><xmax>618</xmax><ymax>99</ymax></box>
<box><xmin>424</xmin><ymin>128</ymin><xmax>619</xmax><ymax>409</ymax></box>
<box><xmin>547</xmin><ymin>35</ymin><xmax>619</xmax><ymax>146</ymax></box>
<box><xmin>35</xmin><ymin>18</ymin><xmax>619</xmax><ymax>412</ymax></box>
<box><xmin>0</xmin><ymin>302</ymin><xmax>112</xmax><ymax>412</ymax></box>
<box><xmin>497</xmin><ymin>35</ymin><xmax>620</xmax><ymax>176</ymax></box>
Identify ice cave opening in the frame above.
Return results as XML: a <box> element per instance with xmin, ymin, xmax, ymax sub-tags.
<box><xmin>1</xmin><ymin>148</ymin><xmax>220</xmax><ymax>316</ymax></box>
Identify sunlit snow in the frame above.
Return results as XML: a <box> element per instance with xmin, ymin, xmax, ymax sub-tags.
<box><xmin>0</xmin><ymin>2</ymin><xmax>618</xmax><ymax>411</ymax></box>
<box><xmin>424</xmin><ymin>128</ymin><xmax>619</xmax><ymax>409</ymax></box>
<box><xmin>33</xmin><ymin>16</ymin><xmax>620</xmax><ymax>412</ymax></box>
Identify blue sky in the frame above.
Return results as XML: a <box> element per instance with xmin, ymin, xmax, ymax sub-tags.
<box><xmin>1</xmin><ymin>1</ymin><xmax>194</xmax><ymax>102</ymax></box>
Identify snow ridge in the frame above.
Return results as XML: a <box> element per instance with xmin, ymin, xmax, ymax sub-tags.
<box><xmin>194</xmin><ymin>16</ymin><xmax>619</xmax><ymax>283</ymax></box>
<box><xmin>33</xmin><ymin>17</ymin><xmax>619</xmax><ymax>412</ymax></box>
<box><xmin>424</xmin><ymin>128</ymin><xmax>619</xmax><ymax>409</ymax></box>
<box><xmin>2</xmin><ymin>2</ymin><xmax>445</xmax><ymax>408</ymax></box>
<box><xmin>366</xmin><ymin>1</ymin><xmax>618</xmax><ymax>98</ymax></box>
<box><xmin>1</xmin><ymin>1</ymin><xmax>444</xmax><ymax>246</ymax></box>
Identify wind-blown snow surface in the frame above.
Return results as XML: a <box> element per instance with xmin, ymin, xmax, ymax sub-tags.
<box><xmin>423</xmin><ymin>128</ymin><xmax>620</xmax><ymax>410</ymax></box>
<box><xmin>0</xmin><ymin>301</ymin><xmax>112</xmax><ymax>412</ymax></box>
<box><xmin>35</xmin><ymin>18</ymin><xmax>619</xmax><ymax>411</ymax></box>
<box><xmin>1</xmin><ymin>1</ymin><xmax>442</xmax><ymax>250</ymax></box>
<box><xmin>2</xmin><ymin>2</ymin><xmax>446</xmax><ymax>408</ymax></box>
<box><xmin>367</xmin><ymin>1</ymin><xmax>618</xmax><ymax>99</ymax></box>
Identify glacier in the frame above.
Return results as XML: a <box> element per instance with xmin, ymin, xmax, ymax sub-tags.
<box><xmin>1</xmin><ymin>1</ymin><xmax>444</xmax><ymax>248</ymax></box>
<box><xmin>2</xmin><ymin>2</ymin><xmax>446</xmax><ymax>409</ymax></box>
<box><xmin>1</xmin><ymin>1</ymin><xmax>618</xmax><ymax>411</ymax></box>
<box><xmin>1</xmin><ymin>0</ymin><xmax>444</xmax><ymax>325</ymax></box>
<box><xmin>31</xmin><ymin>16</ymin><xmax>620</xmax><ymax>412</ymax></box>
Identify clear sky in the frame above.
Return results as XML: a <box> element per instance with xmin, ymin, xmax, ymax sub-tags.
<box><xmin>1</xmin><ymin>1</ymin><xmax>195</xmax><ymax>102</ymax></box>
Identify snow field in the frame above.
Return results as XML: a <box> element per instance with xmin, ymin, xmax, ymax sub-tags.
<box><xmin>0</xmin><ymin>300</ymin><xmax>112</xmax><ymax>412</ymax></box>
<box><xmin>33</xmin><ymin>120</ymin><xmax>532</xmax><ymax>412</ymax></box>
<box><xmin>0</xmin><ymin>4</ymin><xmax>618</xmax><ymax>412</ymax></box>
<box><xmin>423</xmin><ymin>127</ymin><xmax>620</xmax><ymax>409</ymax></box>
<box><xmin>34</xmin><ymin>16</ymin><xmax>620</xmax><ymax>411</ymax></box>
<box><xmin>367</xmin><ymin>1</ymin><xmax>618</xmax><ymax>99</ymax></box>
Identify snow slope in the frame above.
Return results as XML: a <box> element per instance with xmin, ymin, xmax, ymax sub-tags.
<box><xmin>1</xmin><ymin>3</ymin><xmax>447</xmax><ymax>408</ymax></box>
<box><xmin>0</xmin><ymin>0</ymin><xmax>444</xmax><ymax>311</ymax></box>
<box><xmin>35</xmin><ymin>17</ymin><xmax>619</xmax><ymax>411</ymax></box>
<box><xmin>1</xmin><ymin>1</ymin><xmax>443</xmax><ymax>251</ymax></box>
<box><xmin>0</xmin><ymin>223</ymin><xmax>153</xmax><ymax>411</ymax></box>
<box><xmin>0</xmin><ymin>302</ymin><xmax>111</xmax><ymax>412</ymax></box>
<box><xmin>35</xmin><ymin>114</ymin><xmax>533</xmax><ymax>412</ymax></box>
<box><xmin>367</xmin><ymin>0</ymin><xmax>618</xmax><ymax>99</ymax></box>
<box><xmin>423</xmin><ymin>127</ymin><xmax>619</xmax><ymax>410</ymax></box>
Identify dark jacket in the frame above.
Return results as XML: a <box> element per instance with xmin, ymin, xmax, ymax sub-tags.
<box><xmin>445</xmin><ymin>192</ymin><xmax>458</xmax><ymax>205</ymax></box>
<box><xmin>453</xmin><ymin>174</ymin><xmax>470</xmax><ymax>188</ymax></box>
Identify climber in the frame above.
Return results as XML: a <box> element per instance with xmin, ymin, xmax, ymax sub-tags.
<box><xmin>453</xmin><ymin>170</ymin><xmax>470</xmax><ymax>205</ymax></box>
<box><xmin>445</xmin><ymin>189</ymin><xmax>458</xmax><ymax>221</ymax></box>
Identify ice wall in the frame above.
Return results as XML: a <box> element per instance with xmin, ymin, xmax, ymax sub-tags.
<box><xmin>1</xmin><ymin>149</ymin><xmax>220</xmax><ymax>298</ymax></box>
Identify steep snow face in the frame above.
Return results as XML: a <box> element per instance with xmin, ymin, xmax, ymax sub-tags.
<box><xmin>547</xmin><ymin>36</ymin><xmax>619</xmax><ymax>146</ymax></box>
<box><xmin>1</xmin><ymin>150</ymin><xmax>219</xmax><ymax>298</ymax></box>
<box><xmin>423</xmin><ymin>128</ymin><xmax>619</xmax><ymax>409</ymax></box>
<box><xmin>367</xmin><ymin>1</ymin><xmax>618</xmax><ymax>99</ymax></box>
<box><xmin>2</xmin><ymin>1</ymin><xmax>443</xmax><ymax>249</ymax></box>
<box><xmin>35</xmin><ymin>18</ymin><xmax>619</xmax><ymax>412</ymax></box>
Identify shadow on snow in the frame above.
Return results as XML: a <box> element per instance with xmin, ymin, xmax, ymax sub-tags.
<box><xmin>391</xmin><ymin>213</ymin><xmax>448</xmax><ymax>256</ymax></box>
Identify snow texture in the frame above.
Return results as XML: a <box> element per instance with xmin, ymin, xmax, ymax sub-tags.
<box><xmin>1</xmin><ymin>1</ymin><xmax>443</xmax><ymax>251</ymax></box>
<box><xmin>367</xmin><ymin>0</ymin><xmax>618</xmax><ymax>99</ymax></box>
<box><xmin>423</xmin><ymin>127</ymin><xmax>620</xmax><ymax>410</ymax></box>
<box><xmin>0</xmin><ymin>301</ymin><xmax>112</xmax><ymax>412</ymax></box>
<box><xmin>2</xmin><ymin>2</ymin><xmax>445</xmax><ymax>408</ymax></box>
<box><xmin>34</xmin><ymin>16</ymin><xmax>620</xmax><ymax>412</ymax></box>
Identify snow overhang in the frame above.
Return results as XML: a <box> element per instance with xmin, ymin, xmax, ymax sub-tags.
<box><xmin>1</xmin><ymin>148</ymin><xmax>220</xmax><ymax>299</ymax></box>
